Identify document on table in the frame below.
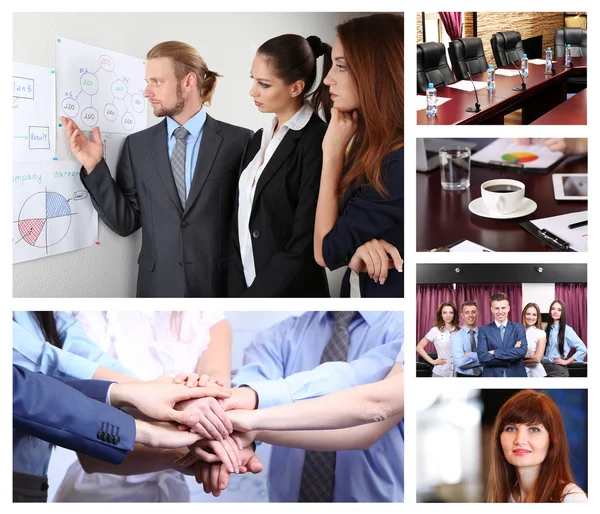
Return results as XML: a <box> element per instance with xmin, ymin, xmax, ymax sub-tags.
<box><xmin>446</xmin><ymin>80</ymin><xmax>488</xmax><ymax>91</ymax></box>
<box><xmin>530</xmin><ymin>211</ymin><xmax>588</xmax><ymax>252</ymax></box>
<box><xmin>416</xmin><ymin>95</ymin><xmax>451</xmax><ymax>111</ymax></box>
<box><xmin>528</xmin><ymin>59</ymin><xmax>556</xmax><ymax>65</ymax></box>
<box><xmin>471</xmin><ymin>138</ymin><xmax>564</xmax><ymax>170</ymax></box>
<box><xmin>495</xmin><ymin>69</ymin><xmax>521</xmax><ymax>76</ymax></box>
<box><xmin>449</xmin><ymin>240</ymin><xmax>494</xmax><ymax>252</ymax></box>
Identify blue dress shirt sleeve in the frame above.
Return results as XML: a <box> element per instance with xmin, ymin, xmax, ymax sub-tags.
<box><xmin>565</xmin><ymin>326</ymin><xmax>587</xmax><ymax>361</ymax></box>
<box><xmin>451</xmin><ymin>330</ymin><xmax>480</xmax><ymax>370</ymax></box>
<box><xmin>233</xmin><ymin>316</ymin><xmax>401</xmax><ymax>408</ymax></box>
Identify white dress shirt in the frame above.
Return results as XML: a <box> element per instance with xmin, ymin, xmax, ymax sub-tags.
<box><xmin>238</xmin><ymin>103</ymin><xmax>314</xmax><ymax>287</ymax></box>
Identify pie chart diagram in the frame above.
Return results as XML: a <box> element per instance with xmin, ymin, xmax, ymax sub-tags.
<box><xmin>16</xmin><ymin>191</ymin><xmax>73</xmax><ymax>250</ymax></box>
<box><xmin>501</xmin><ymin>152</ymin><xmax>539</xmax><ymax>164</ymax></box>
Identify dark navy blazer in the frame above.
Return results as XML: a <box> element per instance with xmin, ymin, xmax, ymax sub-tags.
<box><xmin>476</xmin><ymin>321</ymin><xmax>528</xmax><ymax>377</ymax></box>
<box><xmin>322</xmin><ymin>147</ymin><xmax>404</xmax><ymax>298</ymax></box>
<box><xmin>13</xmin><ymin>365</ymin><xmax>134</xmax><ymax>464</ymax></box>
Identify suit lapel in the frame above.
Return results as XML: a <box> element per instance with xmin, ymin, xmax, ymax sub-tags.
<box><xmin>148</xmin><ymin>119</ymin><xmax>183</xmax><ymax>212</ymax></box>
<box><xmin>185</xmin><ymin>115</ymin><xmax>223</xmax><ymax>214</ymax></box>
<box><xmin>250</xmin><ymin>128</ymin><xmax>302</xmax><ymax>212</ymax></box>
<box><xmin>504</xmin><ymin>322</ymin><xmax>514</xmax><ymax>347</ymax></box>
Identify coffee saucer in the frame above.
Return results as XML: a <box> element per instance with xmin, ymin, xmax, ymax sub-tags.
<box><xmin>468</xmin><ymin>197</ymin><xmax>537</xmax><ymax>219</ymax></box>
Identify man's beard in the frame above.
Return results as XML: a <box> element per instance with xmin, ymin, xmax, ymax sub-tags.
<box><xmin>154</xmin><ymin>83</ymin><xmax>186</xmax><ymax>118</ymax></box>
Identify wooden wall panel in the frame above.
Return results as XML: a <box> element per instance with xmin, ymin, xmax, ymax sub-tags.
<box><xmin>417</xmin><ymin>12</ymin><xmax>423</xmax><ymax>43</ymax></box>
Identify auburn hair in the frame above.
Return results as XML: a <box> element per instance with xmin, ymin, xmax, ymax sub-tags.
<box><xmin>486</xmin><ymin>390</ymin><xmax>577</xmax><ymax>502</ymax></box>
<box><xmin>522</xmin><ymin>303</ymin><xmax>543</xmax><ymax>330</ymax></box>
<box><xmin>336</xmin><ymin>13</ymin><xmax>404</xmax><ymax>198</ymax></box>
<box><xmin>146</xmin><ymin>41</ymin><xmax>221</xmax><ymax>106</ymax></box>
<box><xmin>433</xmin><ymin>302</ymin><xmax>459</xmax><ymax>332</ymax></box>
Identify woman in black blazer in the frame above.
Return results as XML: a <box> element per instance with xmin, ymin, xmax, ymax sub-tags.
<box><xmin>228</xmin><ymin>34</ymin><xmax>332</xmax><ymax>297</ymax></box>
<box><xmin>314</xmin><ymin>13</ymin><xmax>404</xmax><ymax>298</ymax></box>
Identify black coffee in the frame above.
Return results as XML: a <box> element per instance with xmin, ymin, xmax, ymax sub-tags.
<box><xmin>484</xmin><ymin>184</ymin><xmax>522</xmax><ymax>193</ymax></box>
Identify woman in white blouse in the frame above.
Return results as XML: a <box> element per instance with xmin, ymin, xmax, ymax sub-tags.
<box><xmin>227</xmin><ymin>34</ymin><xmax>332</xmax><ymax>297</ymax></box>
<box><xmin>416</xmin><ymin>302</ymin><xmax>459</xmax><ymax>377</ymax></box>
<box><xmin>53</xmin><ymin>311</ymin><xmax>232</xmax><ymax>502</ymax></box>
<box><xmin>521</xmin><ymin>303</ymin><xmax>547</xmax><ymax>377</ymax></box>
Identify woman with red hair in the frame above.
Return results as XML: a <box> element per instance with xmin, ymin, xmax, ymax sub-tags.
<box><xmin>314</xmin><ymin>13</ymin><xmax>404</xmax><ymax>298</ymax></box>
<box><xmin>486</xmin><ymin>389</ymin><xmax>587</xmax><ymax>502</ymax></box>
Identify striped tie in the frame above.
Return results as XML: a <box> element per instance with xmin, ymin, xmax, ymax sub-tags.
<box><xmin>171</xmin><ymin>126</ymin><xmax>189</xmax><ymax>209</ymax></box>
<box><xmin>298</xmin><ymin>311</ymin><xmax>358</xmax><ymax>502</ymax></box>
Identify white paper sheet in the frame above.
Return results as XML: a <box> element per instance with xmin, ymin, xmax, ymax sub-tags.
<box><xmin>56</xmin><ymin>37</ymin><xmax>147</xmax><ymax>134</ymax></box>
<box><xmin>416</xmin><ymin>95</ymin><xmax>451</xmax><ymax>111</ymax></box>
<box><xmin>13</xmin><ymin>161</ymin><xmax>98</xmax><ymax>264</ymax></box>
<box><xmin>495</xmin><ymin>69</ymin><xmax>521</xmax><ymax>76</ymax></box>
<box><xmin>471</xmin><ymin>139</ymin><xmax>564</xmax><ymax>170</ymax></box>
<box><xmin>446</xmin><ymin>80</ymin><xmax>488</xmax><ymax>91</ymax></box>
<box><xmin>450</xmin><ymin>240</ymin><xmax>494</xmax><ymax>252</ymax></box>
<box><xmin>530</xmin><ymin>211</ymin><xmax>588</xmax><ymax>252</ymax></box>
<box><xmin>13</xmin><ymin>62</ymin><xmax>56</xmax><ymax>162</ymax></box>
<box><xmin>528</xmin><ymin>59</ymin><xmax>556</xmax><ymax>65</ymax></box>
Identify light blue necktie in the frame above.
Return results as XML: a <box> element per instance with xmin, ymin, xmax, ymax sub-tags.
<box><xmin>499</xmin><ymin>324</ymin><xmax>505</xmax><ymax>342</ymax></box>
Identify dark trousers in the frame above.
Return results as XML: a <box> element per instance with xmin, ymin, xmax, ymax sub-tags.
<box><xmin>456</xmin><ymin>372</ymin><xmax>479</xmax><ymax>377</ymax></box>
<box><xmin>543</xmin><ymin>362</ymin><xmax>570</xmax><ymax>377</ymax></box>
<box><xmin>13</xmin><ymin>471</ymin><xmax>48</xmax><ymax>502</ymax></box>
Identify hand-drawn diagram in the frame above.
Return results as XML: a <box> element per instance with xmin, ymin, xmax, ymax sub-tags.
<box><xmin>13</xmin><ymin>62</ymin><xmax>56</xmax><ymax>161</ymax></box>
<box><xmin>15</xmin><ymin>189</ymin><xmax>88</xmax><ymax>251</ymax></box>
<box><xmin>13</xmin><ymin>161</ymin><xmax>98</xmax><ymax>264</ymax></box>
<box><xmin>56</xmin><ymin>37</ymin><xmax>148</xmax><ymax>134</ymax></box>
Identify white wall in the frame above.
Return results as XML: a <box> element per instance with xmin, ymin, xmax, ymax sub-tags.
<box><xmin>522</xmin><ymin>283</ymin><xmax>556</xmax><ymax>313</ymax></box>
<box><xmin>13</xmin><ymin>12</ymin><xmax>357</xmax><ymax>297</ymax></box>
<box><xmin>47</xmin><ymin>310</ymin><xmax>302</xmax><ymax>502</ymax></box>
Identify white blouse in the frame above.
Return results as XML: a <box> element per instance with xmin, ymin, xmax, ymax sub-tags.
<box><xmin>525</xmin><ymin>326</ymin><xmax>547</xmax><ymax>378</ymax></box>
<box><xmin>238</xmin><ymin>103</ymin><xmax>314</xmax><ymax>287</ymax></box>
<box><xmin>424</xmin><ymin>326</ymin><xmax>456</xmax><ymax>377</ymax></box>
<box><xmin>508</xmin><ymin>483</ymin><xmax>587</xmax><ymax>503</ymax></box>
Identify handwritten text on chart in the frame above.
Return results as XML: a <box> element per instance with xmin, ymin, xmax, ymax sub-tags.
<box><xmin>13</xmin><ymin>76</ymin><xmax>34</xmax><ymax>99</ymax></box>
<box><xmin>13</xmin><ymin>174</ymin><xmax>42</xmax><ymax>186</ymax></box>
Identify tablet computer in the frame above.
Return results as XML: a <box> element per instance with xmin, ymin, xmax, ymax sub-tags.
<box><xmin>552</xmin><ymin>174</ymin><xmax>587</xmax><ymax>200</ymax></box>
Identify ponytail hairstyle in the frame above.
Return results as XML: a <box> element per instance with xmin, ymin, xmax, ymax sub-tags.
<box><xmin>486</xmin><ymin>390</ymin><xmax>576</xmax><ymax>502</ymax></box>
<box><xmin>33</xmin><ymin>312</ymin><xmax>62</xmax><ymax>348</ymax></box>
<box><xmin>257</xmin><ymin>34</ymin><xmax>333</xmax><ymax>121</ymax></box>
<box><xmin>146</xmin><ymin>41</ymin><xmax>222</xmax><ymax>106</ymax></box>
<box><xmin>545</xmin><ymin>300</ymin><xmax>567</xmax><ymax>357</ymax></box>
<box><xmin>336</xmin><ymin>13</ymin><xmax>404</xmax><ymax>198</ymax></box>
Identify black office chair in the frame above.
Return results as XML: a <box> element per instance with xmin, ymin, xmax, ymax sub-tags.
<box><xmin>490</xmin><ymin>31</ymin><xmax>524</xmax><ymax>67</ymax></box>
<box><xmin>448</xmin><ymin>37</ymin><xmax>489</xmax><ymax>81</ymax></box>
<box><xmin>417</xmin><ymin>42</ymin><xmax>456</xmax><ymax>93</ymax></box>
<box><xmin>555</xmin><ymin>27</ymin><xmax>587</xmax><ymax>93</ymax></box>
<box><xmin>416</xmin><ymin>353</ymin><xmax>437</xmax><ymax>377</ymax></box>
<box><xmin>566</xmin><ymin>361</ymin><xmax>587</xmax><ymax>377</ymax></box>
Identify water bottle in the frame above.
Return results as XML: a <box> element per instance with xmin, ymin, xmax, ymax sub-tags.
<box><xmin>565</xmin><ymin>43</ymin><xmax>572</xmax><ymax>67</ymax></box>
<box><xmin>426</xmin><ymin>82</ymin><xmax>437</xmax><ymax>116</ymax></box>
<box><xmin>521</xmin><ymin>53</ymin><xmax>529</xmax><ymax>77</ymax></box>
<box><xmin>487</xmin><ymin>65</ymin><xmax>496</xmax><ymax>91</ymax></box>
<box><xmin>545</xmin><ymin>47</ymin><xmax>553</xmax><ymax>75</ymax></box>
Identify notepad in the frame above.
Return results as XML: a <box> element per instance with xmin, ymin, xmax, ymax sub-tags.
<box><xmin>416</xmin><ymin>95</ymin><xmax>451</xmax><ymax>111</ymax></box>
<box><xmin>528</xmin><ymin>211</ymin><xmax>588</xmax><ymax>252</ymax></box>
<box><xmin>471</xmin><ymin>139</ymin><xmax>565</xmax><ymax>173</ymax></box>
<box><xmin>495</xmin><ymin>69</ymin><xmax>521</xmax><ymax>76</ymax></box>
<box><xmin>446</xmin><ymin>80</ymin><xmax>488</xmax><ymax>91</ymax></box>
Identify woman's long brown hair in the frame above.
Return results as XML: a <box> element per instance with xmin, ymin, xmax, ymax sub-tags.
<box><xmin>336</xmin><ymin>13</ymin><xmax>404</xmax><ymax>198</ymax></box>
<box><xmin>486</xmin><ymin>390</ymin><xmax>577</xmax><ymax>502</ymax></box>
<box><xmin>433</xmin><ymin>302</ymin><xmax>459</xmax><ymax>332</ymax></box>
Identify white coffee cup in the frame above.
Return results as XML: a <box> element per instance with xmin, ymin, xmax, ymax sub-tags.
<box><xmin>481</xmin><ymin>179</ymin><xmax>525</xmax><ymax>215</ymax></box>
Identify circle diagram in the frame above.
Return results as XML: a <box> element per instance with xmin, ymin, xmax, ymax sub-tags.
<box><xmin>501</xmin><ymin>152</ymin><xmax>539</xmax><ymax>164</ymax></box>
<box><xmin>17</xmin><ymin>191</ymin><xmax>72</xmax><ymax>250</ymax></box>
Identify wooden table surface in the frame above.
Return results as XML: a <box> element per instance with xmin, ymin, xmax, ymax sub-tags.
<box><xmin>531</xmin><ymin>89</ymin><xmax>587</xmax><ymax>125</ymax></box>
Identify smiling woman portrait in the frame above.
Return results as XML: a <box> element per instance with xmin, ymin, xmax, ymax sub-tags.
<box><xmin>486</xmin><ymin>389</ymin><xmax>587</xmax><ymax>503</ymax></box>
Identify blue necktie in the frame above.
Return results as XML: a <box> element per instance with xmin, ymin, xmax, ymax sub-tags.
<box><xmin>499</xmin><ymin>324</ymin><xmax>505</xmax><ymax>342</ymax></box>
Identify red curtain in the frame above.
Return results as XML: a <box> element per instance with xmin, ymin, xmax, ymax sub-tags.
<box><xmin>416</xmin><ymin>284</ymin><xmax>455</xmax><ymax>353</ymax></box>
<box><xmin>439</xmin><ymin>12</ymin><xmax>463</xmax><ymax>41</ymax></box>
<box><xmin>555</xmin><ymin>283</ymin><xmax>587</xmax><ymax>359</ymax></box>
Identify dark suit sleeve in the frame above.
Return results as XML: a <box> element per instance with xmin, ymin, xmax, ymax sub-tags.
<box><xmin>477</xmin><ymin>326</ymin><xmax>509</xmax><ymax>367</ymax></box>
<box><xmin>239</xmin><ymin>130</ymin><xmax>325</xmax><ymax>297</ymax></box>
<box><xmin>80</xmin><ymin>136</ymin><xmax>141</xmax><ymax>237</ymax></box>
<box><xmin>494</xmin><ymin>324</ymin><xmax>528</xmax><ymax>360</ymax></box>
<box><xmin>322</xmin><ymin>152</ymin><xmax>404</xmax><ymax>270</ymax></box>
<box><xmin>13</xmin><ymin>365</ymin><xmax>134</xmax><ymax>464</ymax></box>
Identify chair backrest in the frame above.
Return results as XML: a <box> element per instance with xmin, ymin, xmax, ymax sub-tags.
<box><xmin>555</xmin><ymin>28</ymin><xmax>587</xmax><ymax>57</ymax></box>
<box><xmin>448</xmin><ymin>37</ymin><xmax>489</xmax><ymax>81</ymax></box>
<box><xmin>490</xmin><ymin>31</ymin><xmax>524</xmax><ymax>67</ymax></box>
<box><xmin>417</xmin><ymin>42</ymin><xmax>456</xmax><ymax>93</ymax></box>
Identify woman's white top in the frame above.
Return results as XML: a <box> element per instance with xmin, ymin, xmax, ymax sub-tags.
<box><xmin>424</xmin><ymin>326</ymin><xmax>456</xmax><ymax>377</ymax></box>
<box><xmin>525</xmin><ymin>326</ymin><xmax>547</xmax><ymax>378</ymax></box>
<box><xmin>238</xmin><ymin>103</ymin><xmax>314</xmax><ymax>287</ymax></box>
<box><xmin>508</xmin><ymin>483</ymin><xmax>587</xmax><ymax>503</ymax></box>
<box><xmin>53</xmin><ymin>311</ymin><xmax>225</xmax><ymax>502</ymax></box>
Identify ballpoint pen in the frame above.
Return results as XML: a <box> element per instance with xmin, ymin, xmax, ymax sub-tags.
<box><xmin>567</xmin><ymin>220</ymin><xmax>587</xmax><ymax>229</ymax></box>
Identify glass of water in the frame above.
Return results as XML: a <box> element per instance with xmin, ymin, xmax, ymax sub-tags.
<box><xmin>439</xmin><ymin>146</ymin><xmax>471</xmax><ymax>191</ymax></box>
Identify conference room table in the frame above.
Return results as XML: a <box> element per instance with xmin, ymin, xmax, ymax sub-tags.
<box><xmin>417</xmin><ymin>57</ymin><xmax>587</xmax><ymax>125</ymax></box>
<box><xmin>531</xmin><ymin>88</ymin><xmax>587</xmax><ymax>125</ymax></box>
<box><xmin>417</xmin><ymin>143</ymin><xmax>587</xmax><ymax>252</ymax></box>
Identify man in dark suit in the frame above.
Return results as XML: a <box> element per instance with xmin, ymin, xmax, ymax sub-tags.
<box><xmin>476</xmin><ymin>293</ymin><xmax>528</xmax><ymax>377</ymax></box>
<box><xmin>61</xmin><ymin>41</ymin><xmax>252</xmax><ymax>297</ymax></box>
